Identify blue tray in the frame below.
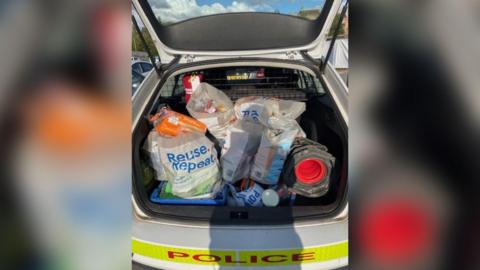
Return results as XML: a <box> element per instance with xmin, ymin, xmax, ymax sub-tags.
<box><xmin>150</xmin><ymin>182</ymin><xmax>227</xmax><ymax>206</ymax></box>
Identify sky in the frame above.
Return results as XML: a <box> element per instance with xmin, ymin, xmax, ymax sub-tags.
<box><xmin>146</xmin><ymin>0</ymin><xmax>327</xmax><ymax>24</ymax></box>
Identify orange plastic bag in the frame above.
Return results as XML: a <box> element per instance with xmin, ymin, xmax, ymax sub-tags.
<box><xmin>149</xmin><ymin>107</ymin><xmax>207</xmax><ymax>137</ymax></box>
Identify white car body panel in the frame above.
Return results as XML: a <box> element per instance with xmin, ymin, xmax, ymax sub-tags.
<box><xmin>131</xmin><ymin>0</ymin><xmax>349</xmax><ymax>262</ymax></box>
<box><xmin>132</xmin><ymin>0</ymin><xmax>343</xmax><ymax>64</ymax></box>
<box><xmin>132</xmin><ymin>212</ymin><xmax>348</xmax><ymax>270</ymax></box>
<box><xmin>131</xmin><ymin>59</ymin><xmax>348</xmax><ymax>269</ymax></box>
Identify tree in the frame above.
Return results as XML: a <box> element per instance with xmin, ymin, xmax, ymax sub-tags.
<box><xmin>132</xmin><ymin>26</ymin><xmax>159</xmax><ymax>57</ymax></box>
<box><xmin>328</xmin><ymin>14</ymin><xmax>346</xmax><ymax>38</ymax></box>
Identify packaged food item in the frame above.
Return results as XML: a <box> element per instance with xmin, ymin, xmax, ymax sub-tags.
<box><xmin>234</xmin><ymin>97</ymin><xmax>305</xmax><ymax>125</ymax></box>
<box><xmin>183</xmin><ymin>73</ymin><xmax>204</xmax><ymax>103</ymax></box>
<box><xmin>250</xmin><ymin>117</ymin><xmax>305</xmax><ymax>185</ymax></box>
<box><xmin>148</xmin><ymin>130</ymin><xmax>222</xmax><ymax>198</ymax></box>
<box><xmin>149</xmin><ymin>107</ymin><xmax>207</xmax><ymax>137</ymax></box>
<box><xmin>227</xmin><ymin>179</ymin><xmax>264</xmax><ymax>207</ymax></box>
<box><xmin>186</xmin><ymin>83</ymin><xmax>235</xmax><ymax>143</ymax></box>
<box><xmin>281</xmin><ymin>138</ymin><xmax>335</xmax><ymax>198</ymax></box>
<box><xmin>221</xmin><ymin>120</ymin><xmax>264</xmax><ymax>183</ymax></box>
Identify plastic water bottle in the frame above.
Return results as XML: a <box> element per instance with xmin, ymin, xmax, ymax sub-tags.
<box><xmin>262</xmin><ymin>189</ymin><xmax>280</xmax><ymax>207</ymax></box>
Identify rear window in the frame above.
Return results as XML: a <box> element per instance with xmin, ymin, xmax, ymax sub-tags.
<box><xmin>147</xmin><ymin>0</ymin><xmax>327</xmax><ymax>25</ymax></box>
<box><xmin>159</xmin><ymin>66</ymin><xmax>325</xmax><ymax>100</ymax></box>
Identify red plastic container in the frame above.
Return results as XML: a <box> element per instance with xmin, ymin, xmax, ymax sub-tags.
<box><xmin>183</xmin><ymin>73</ymin><xmax>204</xmax><ymax>103</ymax></box>
<box><xmin>295</xmin><ymin>158</ymin><xmax>327</xmax><ymax>185</ymax></box>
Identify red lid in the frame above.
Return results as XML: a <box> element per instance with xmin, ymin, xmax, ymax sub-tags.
<box><xmin>295</xmin><ymin>158</ymin><xmax>327</xmax><ymax>184</ymax></box>
<box><xmin>358</xmin><ymin>199</ymin><xmax>436</xmax><ymax>263</ymax></box>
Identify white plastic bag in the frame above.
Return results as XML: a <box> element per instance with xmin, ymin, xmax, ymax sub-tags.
<box><xmin>277</xmin><ymin>99</ymin><xmax>306</xmax><ymax>119</ymax></box>
<box><xmin>234</xmin><ymin>96</ymin><xmax>277</xmax><ymax>124</ymax></box>
<box><xmin>250</xmin><ymin>117</ymin><xmax>306</xmax><ymax>185</ymax></box>
<box><xmin>150</xmin><ymin>131</ymin><xmax>222</xmax><ymax>198</ymax></box>
<box><xmin>221</xmin><ymin>120</ymin><xmax>264</xmax><ymax>183</ymax></box>
<box><xmin>227</xmin><ymin>180</ymin><xmax>264</xmax><ymax>207</ymax></box>
<box><xmin>144</xmin><ymin>130</ymin><xmax>166</xmax><ymax>180</ymax></box>
<box><xmin>234</xmin><ymin>97</ymin><xmax>305</xmax><ymax>125</ymax></box>
<box><xmin>186</xmin><ymin>83</ymin><xmax>235</xmax><ymax>143</ymax></box>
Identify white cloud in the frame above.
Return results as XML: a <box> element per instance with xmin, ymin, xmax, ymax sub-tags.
<box><xmin>149</xmin><ymin>0</ymin><xmax>260</xmax><ymax>24</ymax></box>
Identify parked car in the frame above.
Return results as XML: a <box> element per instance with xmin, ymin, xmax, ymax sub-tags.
<box><xmin>132</xmin><ymin>0</ymin><xmax>348</xmax><ymax>269</ymax></box>
<box><xmin>132</xmin><ymin>60</ymin><xmax>154</xmax><ymax>77</ymax></box>
<box><xmin>132</xmin><ymin>69</ymin><xmax>145</xmax><ymax>95</ymax></box>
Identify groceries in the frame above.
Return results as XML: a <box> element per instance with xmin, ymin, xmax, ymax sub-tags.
<box><xmin>234</xmin><ymin>96</ymin><xmax>276</xmax><ymax>123</ymax></box>
<box><xmin>282</xmin><ymin>138</ymin><xmax>335</xmax><ymax>198</ymax></box>
<box><xmin>149</xmin><ymin>106</ymin><xmax>207</xmax><ymax>137</ymax></box>
<box><xmin>183</xmin><ymin>73</ymin><xmax>204</xmax><ymax>103</ymax></box>
<box><xmin>234</xmin><ymin>97</ymin><xmax>305</xmax><ymax>125</ymax></box>
<box><xmin>228</xmin><ymin>181</ymin><xmax>296</xmax><ymax>207</ymax></box>
<box><xmin>227</xmin><ymin>179</ymin><xmax>264</xmax><ymax>207</ymax></box>
<box><xmin>227</xmin><ymin>97</ymin><xmax>305</xmax><ymax>185</ymax></box>
<box><xmin>186</xmin><ymin>83</ymin><xmax>235</xmax><ymax>143</ymax></box>
<box><xmin>250</xmin><ymin>117</ymin><xmax>305</xmax><ymax>185</ymax></box>
<box><xmin>148</xmin><ymin>131</ymin><xmax>222</xmax><ymax>198</ymax></box>
<box><xmin>146</xmin><ymin>93</ymin><xmax>336</xmax><ymax>206</ymax></box>
<box><xmin>221</xmin><ymin>120</ymin><xmax>264</xmax><ymax>183</ymax></box>
<box><xmin>144</xmin><ymin>130</ymin><xmax>167</xmax><ymax>180</ymax></box>
<box><xmin>276</xmin><ymin>99</ymin><xmax>307</xmax><ymax>120</ymax></box>
<box><xmin>145</xmin><ymin>106</ymin><xmax>222</xmax><ymax>198</ymax></box>
<box><xmin>150</xmin><ymin>181</ymin><xmax>227</xmax><ymax>205</ymax></box>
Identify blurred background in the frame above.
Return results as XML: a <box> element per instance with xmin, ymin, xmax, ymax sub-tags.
<box><xmin>0</xmin><ymin>0</ymin><xmax>130</xmax><ymax>269</ymax></box>
<box><xmin>0</xmin><ymin>0</ymin><xmax>478</xmax><ymax>269</ymax></box>
<box><xmin>350</xmin><ymin>0</ymin><xmax>479</xmax><ymax>269</ymax></box>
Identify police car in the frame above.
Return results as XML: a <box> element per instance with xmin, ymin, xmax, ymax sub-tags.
<box><xmin>132</xmin><ymin>0</ymin><xmax>348</xmax><ymax>269</ymax></box>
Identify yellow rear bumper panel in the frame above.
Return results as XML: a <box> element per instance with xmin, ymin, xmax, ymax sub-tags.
<box><xmin>132</xmin><ymin>238</ymin><xmax>348</xmax><ymax>266</ymax></box>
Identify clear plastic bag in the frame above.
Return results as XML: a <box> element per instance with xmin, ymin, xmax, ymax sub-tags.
<box><xmin>147</xmin><ymin>131</ymin><xmax>222</xmax><ymax>198</ymax></box>
<box><xmin>221</xmin><ymin>120</ymin><xmax>264</xmax><ymax>183</ymax></box>
<box><xmin>186</xmin><ymin>83</ymin><xmax>235</xmax><ymax>144</ymax></box>
<box><xmin>277</xmin><ymin>99</ymin><xmax>306</xmax><ymax>120</ymax></box>
<box><xmin>250</xmin><ymin>117</ymin><xmax>306</xmax><ymax>185</ymax></box>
